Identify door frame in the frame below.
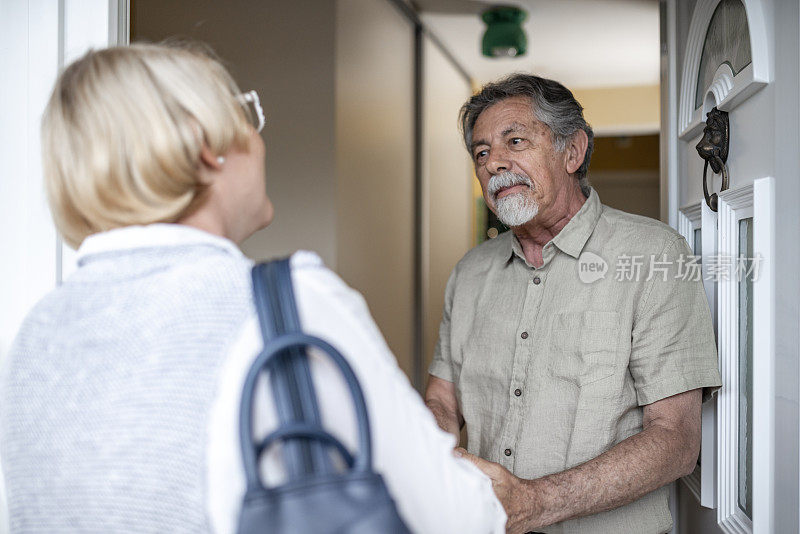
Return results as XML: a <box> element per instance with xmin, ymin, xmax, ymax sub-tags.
<box><xmin>678</xmin><ymin>201</ymin><xmax>719</xmax><ymax>509</ymax></box>
<box><xmin>0</xmin><ymin>2</ymin><xmax>129</xmax><ymax>531</ymax></box>
<box><xmin>714</xmin><ymin>178</ymin><xmax>775</xmax><ymax>533</ymax></box>
<box><xmin>57</xmin><ymin>0</ymin><xmax>130</xmax><ymax>283</ymax></box>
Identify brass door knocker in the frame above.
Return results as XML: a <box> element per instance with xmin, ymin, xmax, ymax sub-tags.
<box><xmin>695</xmin><ymin>107</ymin><xmax>730</xmax><ymax>211</ymax></box>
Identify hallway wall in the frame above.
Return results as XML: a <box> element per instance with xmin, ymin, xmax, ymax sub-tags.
<box><xmin>132</xmin><ymin>0</ymin><xmax>339</xmax><ymax>268</ymax></box>
<box><xmin>335</xmin><ymin>0</ymin><xmax>416</xmax><ymax>377</ymax></box>
<box><xmin>421</xmin><ymin>36</ymin><xmax>473</xmax><ymax>376</ymax></box>
<box><xmin>587</xmin><ymin>135</ymin><xmax>660</xmax><ymax>221</ymax></box>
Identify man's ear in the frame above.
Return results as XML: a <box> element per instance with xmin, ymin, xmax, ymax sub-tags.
<box><xmin>565</xmin><ymin>129</ymin><xmax>588</xmax><ymax>175</ymax></box>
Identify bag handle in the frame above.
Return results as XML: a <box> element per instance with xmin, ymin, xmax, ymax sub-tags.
<box><xmin>239</xmin><ymin>333</ymin><xmax>374</xmax><ymax>491</ymax></box>
<box><xmin>256</xmin><ymin>423</ymin><xmax>356</xmax><ymax>469</ymax></box>
<box><xmin>240</xmin><ymin>261</ymin><xmax>374</xmax><ymax>493</ymax></box>
<box><xmin>252</xmin><ymin>259</ymin><xmax>328</xmax><ymax>476</ymax></box>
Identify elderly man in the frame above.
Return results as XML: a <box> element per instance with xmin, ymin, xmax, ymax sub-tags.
<box><xmin>425</xmin><ymin>74</ymin><xmax>721</xmax><ymax>534</ymax></box>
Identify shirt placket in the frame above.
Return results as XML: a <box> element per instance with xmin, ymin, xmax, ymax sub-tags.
<box><xmin>496</xmin><ymin>260</ymin><xmax>549</xmax><ymax>471</ymax></box>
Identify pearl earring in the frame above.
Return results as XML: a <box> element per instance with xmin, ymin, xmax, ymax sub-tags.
<box><xmin>216</xmin><ymin>156</ymin><xmax>225</xmax><ymax>165</ymax></box>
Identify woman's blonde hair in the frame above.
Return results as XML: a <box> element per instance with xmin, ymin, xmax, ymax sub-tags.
<box><xmin>42</xmin><ymin>42</ymin><xmax>254</xmax><ymax>248</ymax></box>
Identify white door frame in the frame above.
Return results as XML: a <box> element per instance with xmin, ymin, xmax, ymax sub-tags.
<box><xmin>57</xmin><ymin>0</ymin><xmax>130</xmax><ymax>282</ymax></box>
<box><xmin>0</xmin><ymin>2</ymin><xmax>128</xmax><ymax>532</ymax></box>
<box><xmin>678</xmin><ymin>201</ymin><xmax>719</xmax><ymax>509</ymax></box>
<box><xmin>715</xmin><ymin>179</ymin><xmax>774</xmax><ymax>533</ymax></box>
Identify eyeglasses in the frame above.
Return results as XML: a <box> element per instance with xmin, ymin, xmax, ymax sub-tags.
<box><xmin>236</xmin><ymin>90</ymin><xmax>266</xmax><ymax>133</ymax></box>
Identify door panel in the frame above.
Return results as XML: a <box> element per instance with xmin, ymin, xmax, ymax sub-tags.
<box><xmin>666</xmin><ymin>0</ymin><xmax>793</xmax><ymax>533</ymax></box>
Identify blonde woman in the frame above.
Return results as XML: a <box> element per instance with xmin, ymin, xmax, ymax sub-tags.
<box><xmin>0</xmin><ymin>43</ymin><xmax>505</xmax><ymax>533</ymax></box>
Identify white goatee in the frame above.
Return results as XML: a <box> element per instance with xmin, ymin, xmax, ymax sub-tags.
<box><xmin>487</xmin><ymin>171</ymin><xmax>539</xmax><ymax>227</ymax></box>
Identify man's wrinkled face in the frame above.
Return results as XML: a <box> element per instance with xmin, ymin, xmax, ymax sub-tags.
<box><xmin>470</xmin><ymin>96</ymin><xmax>572</xmax><ymax>228</ymax></box>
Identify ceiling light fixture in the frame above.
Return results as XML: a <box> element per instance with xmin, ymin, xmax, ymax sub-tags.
<box><xmin>481</xmin><ymin>6</ymin><xmax>528</xmax><ymax>58</ymax></box>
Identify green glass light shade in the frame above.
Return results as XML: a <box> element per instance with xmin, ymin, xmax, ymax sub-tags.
<box><xmin>481</xmin><ymin>6</ymin><xmax>528</xmax><ymax>58</ymax></box>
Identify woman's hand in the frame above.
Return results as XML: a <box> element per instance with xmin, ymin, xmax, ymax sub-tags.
<box><xmin>454</xmin><ymin>448</ymin><xmax>543</xmax><ymax>534</ymax></box>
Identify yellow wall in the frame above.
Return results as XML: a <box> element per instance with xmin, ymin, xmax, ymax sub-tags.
<box><xmin>571</xmin><ymin>84</ymin><xmax>660</xmax><ymax>136</ymax></box>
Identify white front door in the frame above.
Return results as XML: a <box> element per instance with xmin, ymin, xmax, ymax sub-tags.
<box><xmin>663</xmin><ymin>0</ymin><xmax>799</xmax><ymax>532</ymax></box>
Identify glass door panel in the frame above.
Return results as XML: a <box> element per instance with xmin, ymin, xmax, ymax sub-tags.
<box><xmin>737</xmin><ymin>217</ymin><xmax>754</xmax><ymax>519</ymax></box>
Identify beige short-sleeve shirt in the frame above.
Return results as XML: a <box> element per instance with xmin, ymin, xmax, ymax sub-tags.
<box><xmin>429</xmin><ymin>189</ymin><xmax>722</xmax><ymax>534</ymax></box>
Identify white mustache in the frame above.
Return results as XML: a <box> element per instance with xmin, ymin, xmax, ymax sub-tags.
<box><xmin>487</xmin><ymin>172</ymin><xmax>533</xmax><ymax>199</ymax></box>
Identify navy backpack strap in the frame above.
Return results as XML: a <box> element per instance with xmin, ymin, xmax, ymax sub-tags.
<box><xmin>250</xmin><ymin>258</ymin><xmax>333</xmax><ymax>477</ymax></box>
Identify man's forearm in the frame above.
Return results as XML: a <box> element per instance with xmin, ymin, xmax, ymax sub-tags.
<box><xmin>518</xmin><ymin>421</ymin><xmax>696</xmax><ymax>530</ymax></box>
<box><xmin>424</xmin><ymin>376</ymin><xmax>464</xmax><ymax>441</ymax></box>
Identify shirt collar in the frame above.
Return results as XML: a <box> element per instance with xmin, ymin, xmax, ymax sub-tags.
<box><xmin>508</xmin><ymin>187</ymin><xmax>603</xmax><ymax>263</ymax></box>
<box><xmin>76</xmin><ymin>224</ymin><xmax>245</xmax><ymax>265</ymax></box>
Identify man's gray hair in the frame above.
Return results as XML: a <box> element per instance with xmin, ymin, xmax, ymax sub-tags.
<box><xmin>460</xmin><ymin>73</ymin><xmax>594</xmax><ymax>196</ymax></box>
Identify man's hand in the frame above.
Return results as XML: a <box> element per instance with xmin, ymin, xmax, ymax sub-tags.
<box><xmin>455</xmin><ymin>448</ymin><xmax>541</xmax><ymax>534</ymax></box>
<box><xmin>454</xmin><ymin>388</ymin><xmax>703</xmax><ymax>530</ymax></box>
<box><xmin>424</xmin><ymin>375</ymin><xmax>464</xmax><ymax>440</ymax></box>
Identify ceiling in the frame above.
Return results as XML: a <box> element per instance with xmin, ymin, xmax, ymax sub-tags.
<box><xmin>417</xmin><ymin>0</ymin><xmax>660</xmax><ymax>89</ymax></box>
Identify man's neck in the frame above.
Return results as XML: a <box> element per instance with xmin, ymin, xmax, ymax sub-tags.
<box><xmin>513</xmin><ymin>185</ymin><xmax>587</xmax><ymax>267</ymax></box>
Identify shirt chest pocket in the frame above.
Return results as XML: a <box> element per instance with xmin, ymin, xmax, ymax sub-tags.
<box><xmin>547</xmin><ymin>311</ymin><xmax>622</xmax><ymax>387</ymax></box>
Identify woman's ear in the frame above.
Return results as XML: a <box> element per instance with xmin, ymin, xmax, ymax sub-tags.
<box><xmin>198</xmin><ymin>144</ymin><xmax>224</xmax><ymax>184</ymax></box>
<box><xmin>565</xmin><ymin>129</ymin><xmax>589</xmax><ymax>175</ymax></box>
<box><xmin>199</xmin><ymin>144</ymin><xmax>224</xmax><ymax>170</ymax></box>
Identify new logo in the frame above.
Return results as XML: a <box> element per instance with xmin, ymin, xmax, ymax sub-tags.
<box><xmin>577</xmin><ymin>251</ymin><xmax>608</xmax><ymax>284</ymax></box>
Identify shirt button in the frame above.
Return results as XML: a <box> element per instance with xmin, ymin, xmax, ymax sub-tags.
<box><xmin>533</xmin><ymin>276</ymin><xmax>541</xmax><ymax>285</ymax></box>
<box><xmin>514</xmin><ymin>388</ymin><xmax>522</xmax><ymax>396</ymax></box>
<box><xmin>504</xmin><ymin>448</ymin><xmax>512</xmax><ymax>457</ymax></box>
<box><xmin>520</xmin><ymin>331</ymin><xmax>528</xmax><ymax>339</ymax></box>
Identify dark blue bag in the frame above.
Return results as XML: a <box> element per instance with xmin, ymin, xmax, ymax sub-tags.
<box><xmin>237</xmin><ymin>259</ymin><xmax>411</xmax><ymax>534</ymax></box>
